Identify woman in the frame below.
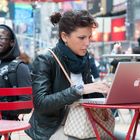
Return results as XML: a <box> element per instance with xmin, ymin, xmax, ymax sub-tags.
<box><xmin>25</xmin><ymin>10</ymin><xmax>110</xmax><ymax>140</ymax></box>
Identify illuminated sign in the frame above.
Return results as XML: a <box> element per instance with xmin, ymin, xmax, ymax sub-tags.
<box><xmin>14</xmin><ymin>3</ymin><xmax>33</xmax><ymax>35</ymax></box>
<box><xmin>111</xmin><ymin>16</ymin><xmax>126</xmax><ymax>41</ymax></box>
<box><xmin>113</xmin><ymin>26</ymin><xmax>125</xmax><ymax>32</ymax></box>
<box><xmin>14</xmin><ymin>3</ymin><xmax>32</xmax><ymax>20</ymax></box>
<box><xmin>0</xmin><ymin>0</ymin><xmax>9</xmax><ymax>17</ymax></box>
<box><xmin>91</xmin><ymin>16</ymin><xmax>126</xmax><ymax>42</ymax></box>
<box><xmin>0</xmin><ymin>0</ymin><xmax>8</xmax><ymax>12</ymax></box>
<box><xmin>91</xmin><ymin>17</ymin><xmax>111</xmax><ymax>42</ymax></box>
<box><xmin>112</xmin><ymin>0</ymin><xmax>127</xmax><ymax>13</ymax></box>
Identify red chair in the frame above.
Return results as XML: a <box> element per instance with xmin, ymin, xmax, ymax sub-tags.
<box><xmin>0</xmin><ymin>87</ymin><xmax>33</xmax><ymax>140</ymax></box>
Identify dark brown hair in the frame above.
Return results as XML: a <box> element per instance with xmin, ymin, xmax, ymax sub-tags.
<box><xmin>50</xmin><ymin>10</ymin><xmax>98</xmax><ymax>38</ymax></box>
<box><xmin>19</xmin><ymin>52</ymin><xmax>31</xmax><ymax>64</ymax></box>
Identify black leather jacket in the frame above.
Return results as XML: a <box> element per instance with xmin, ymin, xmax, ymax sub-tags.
<box><xmin>26</xmin><ymin>47</ymin><xmax>93</xmax><ymax>140</ymax></box>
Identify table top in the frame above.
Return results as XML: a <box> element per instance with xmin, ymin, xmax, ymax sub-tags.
<box><xmin>102</xmin><ymin>54</ymin><xmax>140</xmax><ymax>58</ymax></box>
<box><xmin>0</xmin><ymin>120</ymin><xmax>31</xmax><ymax>134</ymax></box>
<box><xmin>82</xmin><ymin>103</ymin><xmax>140</xmax><ymax>109</ymax></box>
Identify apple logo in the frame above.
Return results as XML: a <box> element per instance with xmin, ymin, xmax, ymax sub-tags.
<box><xmin>134</xmin><ymin>79</ymin><xmax>140</xmax><ymax>87</ymax></box>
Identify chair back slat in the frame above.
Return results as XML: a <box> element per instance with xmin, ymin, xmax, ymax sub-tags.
<box><xmin>0</xmin><ymin>87</ymin><xmax>33</xmax><ymax>112</ymax></box>
<box><xmin>0</xmin><ymin>87</ymin><xmax>32</xmax><ymax>96</ymax></box>
<box><xmin>0</xmin><ymin>101</ymin><xmax>33</xmax><ymax>111</ymax></box>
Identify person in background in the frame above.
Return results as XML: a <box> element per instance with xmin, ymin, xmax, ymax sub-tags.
<box><xmin>25</xmin><ymin>10</ymin><xmax>110</xmax><ymax>140</ymax></box>
<box><xmin>111</xmin><ymin>42</ymin><xmax>122</xmax><ymax>55</ymax></box>
<box><xmin>110</xmin><ymin>42</ymin><xmax>124</xmax><ymax>73</ymax></box>
<box><xmin>111</xmin><ymin>40</ymin><xmax>140</xmax><ymax>74</ymax></box>
<box><xmin>131</xmin><ymin>46</ymin><xmax>140</xmax><ymax>61</ymax></box>
<box><xmin>131</xmin><ymin>37</ymin><xmax>140</xmax><ymax>55</ymax></box>
<box><xmin>137</xmin><ymin>37</ymin><xmax>140</xmax><ymax>47</ymax></box>
<box><xmin>88</xmin><ymin>49</ymin><xmax>105</xmax><ymax>99</ymax></box>
<box><xmin>132</xmin><ymin>47</ymin><xmax>140</xmax><ymax>54</ymax></box>
<box><xmin>0</xmin><ymin>24</ymin><xmax>32</xmax><ymax>140</ymax></box>
<box><xmin>18</xmin><ymin>52</ymin><xmax>32</xmax><ymax>71</ymax></box>
<box><xmin>88</xmin><ymin>48</ymin><xmax>99</xmax><ymax>79</ymax></box>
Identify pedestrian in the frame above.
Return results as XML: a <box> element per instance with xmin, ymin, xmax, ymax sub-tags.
<box><xmin>137</xmin><ymin>37</ymin><xmax>140</xmax><ymax>47</ymax></box>
<box><xmin>0</xmin><ymin>24</ymin><xmax>32</xmax><ymax>140</ymax></box>
<box><xmin>110</xmin><ymin>42</ymin><xmax>126</xmax><ymax>73</ymax></box>
<box><xmin>18</xmin><ymin>52</ymin><xmax>33</xmax><ymax>71</ymax></box>
<box><xmin>88</xmin><ymin>48</ymin><xmax>100</xmax><ymax>79</ymax></box>
<box><xmin>25</xmin><ymin>10</ymin><xmax>110</xmax><ymax>140</ymax></box>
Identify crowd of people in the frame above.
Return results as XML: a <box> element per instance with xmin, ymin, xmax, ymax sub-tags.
<box><xmin>0</xmin><ymin>9</ymin><xmax>140</xmax><ymax>140</ymax></box>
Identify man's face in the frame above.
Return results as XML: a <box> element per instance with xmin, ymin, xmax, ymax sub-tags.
<box><xmin>0</xmin><ymin>28</ymin><xmax>13</xmax><ymax>54</ymax></box>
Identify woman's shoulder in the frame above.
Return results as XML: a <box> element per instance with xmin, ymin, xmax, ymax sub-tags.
<box><xmin>33</xmin><ymin>47</ymin><xmax>61</xmax><ymax>67</ymax></box>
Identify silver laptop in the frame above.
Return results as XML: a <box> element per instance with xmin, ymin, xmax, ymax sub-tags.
<box><xmin>79</xmin><ymin>62</ymin><xmax>140</xmax><ymax>105</ymax></box>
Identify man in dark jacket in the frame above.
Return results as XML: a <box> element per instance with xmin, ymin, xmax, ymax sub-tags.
<box><xmin>0</xmin><ymin>24</ymin><xmax>32</xmax><ymax>139</ymax></box>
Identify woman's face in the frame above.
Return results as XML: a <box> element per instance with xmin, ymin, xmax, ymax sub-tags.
<box><xmin>62</xmin><ymin>27</ymin><xmax>92</xmax><ymax>56</ymax></box>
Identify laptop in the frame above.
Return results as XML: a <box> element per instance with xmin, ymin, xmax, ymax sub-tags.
<box><xmin>79</xmin><ymin>62</ymin><xmax>140</xmax><ymax>105</ymax></box>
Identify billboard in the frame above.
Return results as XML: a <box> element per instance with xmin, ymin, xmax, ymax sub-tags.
<box><xmin>91</xmin><ymin>17</ymin><xmax>111</xmax><ymax>42</ymax></box>
<box><xmin>111</xmin><ymin>16</ymin><xmax>126</xmax><ymax>41</ymax></box>
<box><xmin>112</xmin><ymin>0</ymin><xmax>127</xmax><ymax>13</ymax></box>
<box><xmin>62</xmin><ymin>0</ymin><xmax>87</xmax><ymax>12</ymax></box>
<box><xmin>14</xmin><ymin>3</ymin><xmax>33</xmax><ymax>35</ymax></box>
<box><xmin>0</xmin><ymin>0</ymin><xmax>9</xmax><ymax>17</ymax></box>
<box><xmin>91</xmin><ymin>16</ymin><xmax>126</xmax><ymax>42</ymax></box>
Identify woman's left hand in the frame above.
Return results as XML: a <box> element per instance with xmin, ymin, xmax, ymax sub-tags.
<box><xmin>83</xmin><ymin>81</ymin><xmax>110</xmax><ymax>95</ymax></box>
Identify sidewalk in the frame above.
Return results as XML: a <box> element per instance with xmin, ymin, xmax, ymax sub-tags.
<box><xmin>2</xmin><ymin>109</ymin><xmax>140</xmax><ymax>140</ymax></box>
<box><xmin>115</xmin><ymin>109</ymin><xmax>140</xmax><ymax>140</ymax></box>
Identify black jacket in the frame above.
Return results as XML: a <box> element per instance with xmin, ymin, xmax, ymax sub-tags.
<box><xmin>25</xmin><ymin>47</ymin><xmax>94</xmax><ymax>140</ymax></box>
<box><xmin>0</xmin><ymin>25</ymin><xmax>31</xmax><ymax>119</ymax></box>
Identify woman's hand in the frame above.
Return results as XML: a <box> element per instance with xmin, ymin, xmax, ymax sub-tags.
<box><xmin>83</xmin><ymin>82</ymin><xmax>110</xmax><ymax>95</ymax></box>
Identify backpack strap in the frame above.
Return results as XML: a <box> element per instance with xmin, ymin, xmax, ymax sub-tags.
<box><xmin>8</xmin><ymin>59</ymin><xmax>23</xmax><ymax>87</ymax></box>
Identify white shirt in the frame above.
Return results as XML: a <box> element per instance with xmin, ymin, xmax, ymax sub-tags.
<box><xmin>70</xmin><ymin>73</ymin><xmax>84</xmax><ymax>85</ymax></box>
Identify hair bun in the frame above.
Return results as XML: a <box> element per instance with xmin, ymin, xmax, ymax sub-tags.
<box><xmin>50</xmin><ymin>12</ymin><xmax>62</xmax><ymax>25</ymax></box>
